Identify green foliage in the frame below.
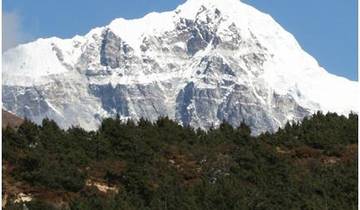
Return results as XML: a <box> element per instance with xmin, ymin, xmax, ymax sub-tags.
<box><xmin>2</xmin><ymin>113</ymin><xmax>358</xmax><ymax>210</ymax></box>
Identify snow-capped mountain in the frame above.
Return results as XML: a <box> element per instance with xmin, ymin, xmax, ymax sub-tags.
<box><xmin>2</xmin><ymin>0</ymin><xmax>358</xmax><ymax>135</ymax></box>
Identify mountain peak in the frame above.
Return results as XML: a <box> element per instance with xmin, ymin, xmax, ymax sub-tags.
<box><xmin>176</xmin><ymin>0</ymin><xmax>247</xmax><ymax>18</ymax></box>
<box><xmin>180</xmin><ymin>0</ymin><xmax>243</xmax><ymax>8</ymax></box>
<box><xmin>2</xmin><ymin>0</ymin><xmax>358</xmax><ymax>135</ymax></box>
<box><xmin>104</xmin><ymin>0</ymin><xmax>270</xmax><ymax>56</ymax></box>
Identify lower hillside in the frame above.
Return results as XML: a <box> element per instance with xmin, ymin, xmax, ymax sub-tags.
<box><xmin>2</xmin><ymin>112</ymin><xmax>358</xmax><ymax>210</ymax></box>
<box><xmin>2</xmin><ymin>110</ymin><xmax>24</xmax><ymax>129</ymax></box>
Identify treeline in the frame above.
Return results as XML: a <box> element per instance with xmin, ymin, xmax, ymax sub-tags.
<box><xmin>3</xmin><ymin>112</ymin><xmax>358</xmax><ymax>210</ymax></box>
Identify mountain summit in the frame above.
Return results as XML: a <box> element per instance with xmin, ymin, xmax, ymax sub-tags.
<box><xmin>2</xmin><ymin>0</ymin><xmax>358</xmax><ymax>134</ymax></box>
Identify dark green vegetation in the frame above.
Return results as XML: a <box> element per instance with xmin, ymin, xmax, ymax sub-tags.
<box><xmin>3</xmin><ymin>112</ymin><xmax>358</xmax><ymax>210</ymax></box>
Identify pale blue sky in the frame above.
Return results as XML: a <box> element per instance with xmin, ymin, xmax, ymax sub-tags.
<box><xmin>3</xmin><ymin>0</ymin><xmax>358</xmax><ymax>80</ymax></box>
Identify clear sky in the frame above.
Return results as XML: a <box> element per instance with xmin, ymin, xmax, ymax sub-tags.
<box><xmin>2</xmin><ymin>0</ymin><xmax>358</xmax><ymax>81</ymax></box>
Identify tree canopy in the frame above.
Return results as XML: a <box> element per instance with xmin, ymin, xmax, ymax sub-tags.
<box><xmin>3</xmin><ymin>112</ymin><xmax>358</xmax><ymax>210</ymax></box>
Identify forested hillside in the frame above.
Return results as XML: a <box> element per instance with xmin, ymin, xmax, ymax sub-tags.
<box><xmin>2</xmin><ymin>112</ymin><xmax>358</xmax><ymax>210</ymax></box>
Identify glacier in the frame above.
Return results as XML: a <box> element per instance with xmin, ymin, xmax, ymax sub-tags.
<box><xmin>2</xmin><ymin>0</ymin><xmax>358</xmax><ymax>135</ymax></box>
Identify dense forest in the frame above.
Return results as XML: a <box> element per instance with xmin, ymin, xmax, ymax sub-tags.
<box><xmin>2</xmin><ymin>112</ymin><xmax>358</xmax><ymax>210</ymax></box>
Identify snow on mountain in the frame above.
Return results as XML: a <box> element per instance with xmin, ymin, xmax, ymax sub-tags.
<box><xmin>2</xmin><ymin>0</ymin><xmax>358</xmax><ymax>135</ymax></box>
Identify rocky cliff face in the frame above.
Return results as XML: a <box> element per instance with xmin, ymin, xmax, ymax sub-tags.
<box><xmin>2</xmin><ymin>0</ymin><xmax>358</xmax><ymax>135</ymax></box>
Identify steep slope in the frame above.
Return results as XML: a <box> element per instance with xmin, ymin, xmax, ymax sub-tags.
<box><xmin>2</xmin><ymin>0</ymin><xmax>358</xmax><ymax>134</ymax></box>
